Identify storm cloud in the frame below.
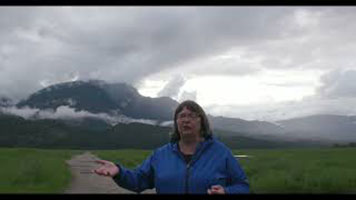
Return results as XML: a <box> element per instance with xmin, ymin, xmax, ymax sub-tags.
<box><xmin>1</xmin><ymin>7</ymin><xmax>356</xmax><ymax>120</ymax></box>
<box><xmin>0</xmin><ymin>7</ymin><xmax>296</xmax><ymax>100</ymax></box>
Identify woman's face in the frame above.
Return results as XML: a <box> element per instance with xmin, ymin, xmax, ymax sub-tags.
<box><xmin>176</xmin><ymin>107</ymin><xmax>202</xmax><ymax>139</ymax></box>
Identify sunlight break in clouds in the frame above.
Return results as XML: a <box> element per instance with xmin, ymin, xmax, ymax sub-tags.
<box><xmin>140</xmin><ymin>68</ymin><xmax>324</xmax><ymax>106</ymax></box>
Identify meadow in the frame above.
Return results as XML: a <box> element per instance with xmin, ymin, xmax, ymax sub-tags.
<box><xmin>0</xmin><ymin>148</ymin><xmax>82</xmax><ymax>193</ymax></box>
<box><xmin>93</xmin><ymin>147</ymin><xmax>356</xmax><ymax>194</ymax></box>
<box><xmin>0</xmin><ymin>147</ymin><xmax>355</xmax><ymax>193</ymax></box>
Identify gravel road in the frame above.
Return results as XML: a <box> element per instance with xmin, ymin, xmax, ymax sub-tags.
<box><xmin>64</xmin><ymin>151</ymin><xmax>156</xmax><ymax>194</ymax></box>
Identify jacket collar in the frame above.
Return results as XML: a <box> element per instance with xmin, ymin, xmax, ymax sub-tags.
<box><xmin>170</xmin><ymin>135</ymin><xmax>214</xmax><ymax>154</ymax></box>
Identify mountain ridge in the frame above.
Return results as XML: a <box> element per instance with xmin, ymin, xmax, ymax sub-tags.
<box><xmin>17</xmin><ymin>80</ymin><xmax>179</xmax><ymax>121</ymax></box>
<box><xmin>1</xmin><ymin>79</ymin><xmax>356</xmax><ymax>147</ymax></box>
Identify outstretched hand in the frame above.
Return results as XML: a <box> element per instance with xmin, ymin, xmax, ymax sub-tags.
<box><xmin>93</xmin><ymin>160</ymin><xmax>119</xmax><ymax>177</ymax></box>
<box><xmin>207</xmin><ymin>185</ymin><xmax>225</xmax><ymax>194</ymax></box>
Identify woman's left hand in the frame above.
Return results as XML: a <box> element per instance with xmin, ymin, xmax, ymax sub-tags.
<box><xmin>207</xmin><ymin>185</ymin><xmax>225</xmax><ymax>194</ymax></box>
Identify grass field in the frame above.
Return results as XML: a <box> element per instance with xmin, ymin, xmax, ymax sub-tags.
<box><xmin>0</xmin><ymin>148</ymin><xmax>82</xmax><ymax>193</ymax></box>
<box><xmin>93</xmin><ymin>147</ymin><xmax>356</xmax><ymax>194</ymax></box>
<box><xmin>235</xmin><ymin>147</ymin><xmax>356</xmax><ymax>193</ymax></box>
<box><xmin>1</xmin><ymin>147</ymin><xmax>355</xmax><ymax>193</ymax></box>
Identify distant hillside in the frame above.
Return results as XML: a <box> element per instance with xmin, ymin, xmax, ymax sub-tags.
<box><xmin>278</xmin><ymin>114</ymin><xmax>356</xmax><ymax>143</ymax></box>
<box><xmin>210</xmin><ymin>114</ymin><xmax>356</xmax><ymax>144</ymax></box>
<box><xmin>0</xmin><ymin>113</ymin><xmax>320</xmax><ymax>149</ymax></box>
<box><xmin>214</xmin><ymin>129</ymin><xmax>326</xmax><ymax>149</ymax></box>
<box><xmin>210</xmin><ymin>115</ymin><xmax>285</xmax><ymax>137</ymax></box>
<box><xmin>0</xmin><ymin>113</ymin><xmax>169</xmax><ymax>149</ymax></box>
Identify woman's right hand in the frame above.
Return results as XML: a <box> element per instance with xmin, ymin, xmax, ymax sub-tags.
<box><xmin>93</xmin><ymin>160</ymin><xmax>120</xmax><ymax>177</ymax></box>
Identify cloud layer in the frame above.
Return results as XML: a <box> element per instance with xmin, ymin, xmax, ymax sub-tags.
<box><xmin>0</xmin><ymin>7</ymin><xmax>304</xmax><ymax>100</ymax></box>
<box><xmin>0</xmin><ymin>105</ymin><xmax>159</xmax><ymax>126</ymax></box>
<box><xmin>1</xmin><ymin>7</ymin><xmax>356</xmax><ymax>120</ymax></box>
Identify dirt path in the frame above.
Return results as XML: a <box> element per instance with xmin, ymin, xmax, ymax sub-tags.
<box><xmin>64</xmin><ymin>151</ymin><xmax>156</xmax><ymax>194</ymax></box>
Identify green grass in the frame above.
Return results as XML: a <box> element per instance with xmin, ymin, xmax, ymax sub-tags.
<box><xmin>0</xmin><ymin>148</ymin><xmax>82</xmax><ymax>193</ymax></box>
<box><xmin>233</xmin><ymin>147</ymin><xmax>356</xmax><ymax>193</ymax></box>
<box><xmin>1</xmin><ymin>147</ymin><xmax>355</xmax><ymax>193</ymax></box>
<box><xmin>93</xmin><ymin>147</ymin><xmax>356</xmax><ymax>194</ymax></box>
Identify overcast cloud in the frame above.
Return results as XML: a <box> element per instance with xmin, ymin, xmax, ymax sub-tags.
<box><xmin>1</xmin><ymin>7</ymin><xmax>356</xmax><ymax>121</ymax></box>
<box><xmin>0</xmin><ymin>7</ymin><xmax>295</xmax><ymax>99</ymax></box>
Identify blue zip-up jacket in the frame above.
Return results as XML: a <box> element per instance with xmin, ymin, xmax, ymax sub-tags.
<box><xmin>112</xmin><ymin>137</ymin><xmax>249</xmax><ymax>194</ymax></box>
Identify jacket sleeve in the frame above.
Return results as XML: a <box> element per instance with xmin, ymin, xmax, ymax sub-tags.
<box><xmin>224</xmin><ymin>151</ymin><xmax>250</xmax><ymax>194</ymax></box>
<box><xmin>112</xmin><ymin>152</ymin><xmax>155</xmax><ymax>193</ymax></box>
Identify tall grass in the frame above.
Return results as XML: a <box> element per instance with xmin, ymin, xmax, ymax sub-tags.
<box><xmin>94</xmin><ymin>147</ymin><xmax>356</xmax><ymax>193</ymax></box>
<box><xmin>1</xmin><ymin>147</ymin><xmax>355</xmax><ymax>193</ymax></box>
<box><xmin>234</xmin><ymin>147</ymin><xmax>356</xmax><ymax>193</ymax></box>
<box><xmin>0</xmin><ymin>148</ymin><xmax>81</xmax><ymax>193</ymax></box>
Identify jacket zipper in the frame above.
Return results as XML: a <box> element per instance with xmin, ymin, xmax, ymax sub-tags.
<box><xmin>173</xmin><ymin>140</ymin><xmax>212</xmax><ymax>194</ymax></box>
<box><xmin>175</xmin><ymin>150</ymin><xmax>191</xmax><ymax>194</ymax></box>
<box><xmin>185</xmin><ymin>162</ymin><xmax>191</xmax><ymax>194</ymax></box>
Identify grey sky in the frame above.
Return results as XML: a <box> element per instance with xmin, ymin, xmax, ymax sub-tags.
<box><xmin>1</xmin><ymin>6</ymin><xmax>356</xmax><ymax>121</ymax></box>
<box><xmin>0</xmin><ymin>7</ymin><xmax>294</xmax><ymax>98</ymax></box>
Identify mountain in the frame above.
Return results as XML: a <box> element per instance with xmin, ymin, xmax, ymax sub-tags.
<box><xmin>0</xmin><ymin>112</ymin><xmax>169</xmax><ymax>149</ymax></box>
<box><xmin>209</xmin><ymin>114</ymin><xmax>356</xmax><ymax>144</ymax></box>
<box><xmin>210</xmin><ymin>115</ymin><xmax>285</xmax><ymax>137</ymax></box>
<box><xmin>17</xmin><ymin>80</ymin><xmax>179</xmax><ymax>121</ymax></box>
<box><xmin>0</xmin><ymin>112</ymin><xmax>318</xmax><ymax>149</ymax></box>
<box><xmin>209</xmin><ymin>115</ymin><xmax>329</xmax><ymax>145</ymax></box>
<box><xmin>214</xmin><ymin>129</ymin><xmax>324</xmax><ymax>149</ymax></box>
<box><xmin>4</xmin><ymin>80</ymin><xmax>356</xmax><ymax>148</ymax></box>
<box><xmin>277</xmin><ymin>114</ymin><xmax>356</xmax><ymax>143</ymax></box>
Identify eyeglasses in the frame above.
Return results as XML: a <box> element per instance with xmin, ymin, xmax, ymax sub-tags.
<box><xmin>177</xmin><ymin>112</ymin><xmax>200</xmax><ymax>120</ymax></box>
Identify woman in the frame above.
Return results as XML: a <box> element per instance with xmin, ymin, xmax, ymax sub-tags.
<box><xmin>93</xmin><ymin>100</ymin><xmax>249</xmax><ymax>194</ymax></box>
